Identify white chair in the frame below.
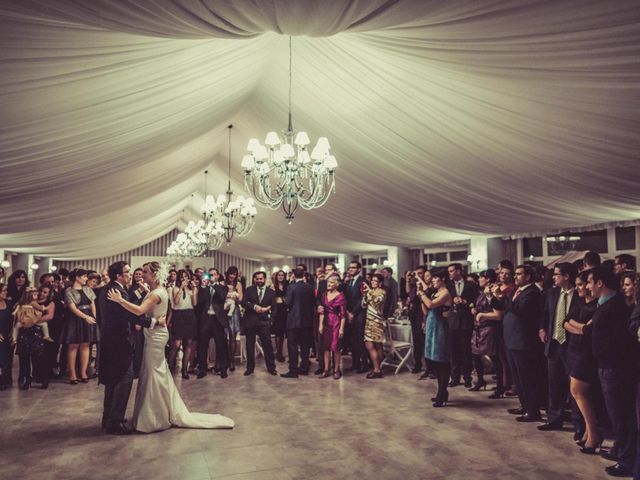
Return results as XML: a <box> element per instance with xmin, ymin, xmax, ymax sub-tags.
<box><xmin>381</xmin><ymin>319</ymin><xmax>413</xmax><ymax>375</ymax></box>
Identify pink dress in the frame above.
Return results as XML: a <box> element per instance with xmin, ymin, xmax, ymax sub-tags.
<box><xmin>322</xmin><ymin>292</ymin><xmax>346</xmax><ymax>352</ymax></box>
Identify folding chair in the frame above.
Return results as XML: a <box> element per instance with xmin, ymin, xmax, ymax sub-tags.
<box><xmin>381</xmin><ymin>319</ymin><xmax>413</xmax><ymax>374</ymax></box>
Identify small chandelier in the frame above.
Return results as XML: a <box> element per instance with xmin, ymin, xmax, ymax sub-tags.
<box><xmin>241</xmin><ymin>36</ymin><xmax>337</xmax><ymax>224</ymax></box>
<box><xmin>202</xmin><ymin>125</ymin><xmax>256</xmax><ymax>244</ymax></box>
<box><xmin>166</xmin><ymin>195</ymin><xmax>225</xmax><ymax>258</ymax></box>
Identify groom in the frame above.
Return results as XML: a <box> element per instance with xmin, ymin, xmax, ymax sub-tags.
<box><xmin>98</xmin><ymin>261</ymin><xmax>162</xmax><ymax>435</ymax></box>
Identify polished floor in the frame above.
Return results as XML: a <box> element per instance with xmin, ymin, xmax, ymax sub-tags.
<box><xmin>0</xmin><ymin>358</ymin><xmax>614</xmax><ymax>480</ymax></box>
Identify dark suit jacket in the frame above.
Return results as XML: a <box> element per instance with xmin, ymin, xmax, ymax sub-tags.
<box><xmin>316</xmin><ymin>279</ymin><xmax>327</xmax><ymax>306</ymax></box>
<box><xmin>592</xmin><ymin>292</ymin><xmax>634</xmax><ymax>370</ymax></box>
<box><xmin>199</xmin><ymin>283</ymin><xmax>228</xmax><ymax>327</ymax></box>
<box><xmin>539</xmin><ymin>287</ymin><xmax>581</xmax><ymax>356</ymax></box>
<box><xmin>446</xmin><ymin>280</ymin><xmax>479</xmax><ymax>330</ymax></box>
<box><xmin>241</xmin><ymin>285</ymin><xmax>275</xmax><ymax>329</ymax></box>
<box><xmin>492</xmin><ymin>283</ymin><xmax>543</xmax><ymax>351</ymax></box>
<box><xmin>285</xmin><ymin>280</ymin><xmax>315</xmax><ymax>330</ymax></box>
<box><xmin>344</xmin><ymin>275</ymin><xmax>365</xmax><ymax>318</ymax></box>
<box><xmin>98</xmin><ymin>281</ymin><xmax>151</xmax><ymax>386</ymax></box>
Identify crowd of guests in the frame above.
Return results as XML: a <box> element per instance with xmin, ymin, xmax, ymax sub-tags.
<box><xmin>401</xmin><ymin>252</ymin><xmax>639</xmax><ymax>479</ymax></box>
<box><xmin>1</xmin><ymin>252</ymin><xmax>639</xmax><ymax>478</ymax></box>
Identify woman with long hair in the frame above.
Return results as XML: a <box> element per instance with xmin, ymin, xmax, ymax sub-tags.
<box><xmin>270</xmin><ymin>270</ymin><xmax>288</xmax><ymax>363</ymax></box>
<box><xmin>107</xmin><ymin>261</ymin><xmax>234</xmax><ymax>432</ymax></box>
<box><xmin>224</xmin><ymin>266</ymin><xmax>243</xmax><ymax>371</ymax></box>
<box><xmin>168</xmin><ymin>269</ymin><xmax>198</xmax><ymax>379</ymax></box>
<box><xmin>60</xmin><ymin>269</ymin><xmax>98</xmax><ymax>384</ymax></box>
<box><xmin>7</xmin><ymin>270</ymin><xmax>29</xmax><ymax>303</ymax></box>
<box><xmin>362</xmin><ymin>273</ymin><xmax>387</xmax><ymax>379</ymax></box>
<box><xmin>564</xmin><ymin>270</ymin><xmax>600</xmax><ymax>453</ymax></box>
<box><xmin>419</xmin><ymin>268</ymin><xmax>453</xmax><ymax>407</ymax></box>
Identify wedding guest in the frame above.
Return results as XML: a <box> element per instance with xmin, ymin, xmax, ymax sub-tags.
<box><xmin>406</xmin><ymin>266</ymin><xmax>428</xmax><ymax>374</ymax></box>
<box><xmin>61</xmin><ymin>269</ymin><xmax>98</xmax><ymax>384</ymax></box>
<box><xmin>627</xmin><ymin>293</ymin><xmax>640</xmax><ymax>480</ymax></box>
<box><xmin>224</xmin><ymin>266</ymin><xmax>243</xmax><ymax>371</ymax></box>
<box><xmin>622</xmin><ymin>272</ymin><xmax>639</xmax><ymax>308</ymax></box>
<box><xmin>313</xmin><ymin>266</ymin><xmax>326</xmax><ymax>374</ymax></box>
<box><xmin>241</xmin><ymin>271</ymin><xmax>277</xmax><ymax>376</ymax></box>
<box><xmin>563</xmin><ymin>271</ymin><xmax>600</xmax><ymax>452</ymax></box>
<box><xmin>415</xmin><ymin>269</ymin><xmax>435</xmax><ymax>380</ymax></box>
<box><xmin>419</xmin><ymin>268</ymin><xmax>453</xmax><ymax>407</ymax></box>
<box><xmin>270</xmin><ymin>270</ymin><xmax>288</xmax><ymax>363</ymax></box>
<box><xmin>492</xmin><ymin>265</ymin><xmax>544</xmax><ymax>422</ymax></box>
<box><xmin>614</xmin><ymin>254</ymin><xmax>636</xmax><ymax>275</ymax></box>
<box><xmin>129</xmin><ymin>268</ymin><xmax>149</xmax><ymax>379</ymax></box>
<box><xmin>188</xmin><ymin>275</ymin><xmax>205</xmax><ymax>374</ymax></box>
<box><xmin>583</xmin><ymin>251</ymin><xmax>601</xmax><ymax>270</ymax></box>
<box><xmin>7</xmin><ymin>269</ymin><xmax>29</xmax><ymax>303</ymax></box>
<box><xmin>281</xmin><ymin>267</ymin><xmax>315</xmax><ymax>378</ymax></box>
<box><xmin>169</xmin><ymin>269</ymin><xmax>197</xmax><ymax>379</ymax></box>
<box><xmin>197</xmin><ymin>269</ymin><xmax>229</xmax><ymax>379</ymax></box>
<box><xmin>0</xmin><ymin>283</ymin><xmax>12</xmax><ymax>389</ymax></box>
<box><xmin>36</xmin><ymin>284</ymin><xmax>57</xmax><ymax>385</ymax></box>
<box><xmin>345</xmin><ymin>261</ymin><xmax>367</xmax><ymax>374</ymax></box>
<box><xmin>588</xmin><ymin>267</ymin><xmax>637</xmax><ymax>477</ymax></box>
<box><xmin>318</xmin><ymin>274</ymin><xmax>346</xmax><ymax>379</ymax></box>
<box><xmin>166</xmin><ymin>269</ymin><xmax>177</xmax><ymax>288</ymax></box>
<box><xmin>497</xmin><ymin>262</ymin><xmax>517</xmax><ymax>397</ymax></box>
<box><xmin>362</xmin><ymin>273</ymin><xmax>387</xmax><ymax>379</ymax></box>
<box><xmin>12</xmin><ymin>287</ymin><xmax>49</xmax><ymax>389</ymax></box>
<box><xmin>470</xmin><ymin>269</ymin><xmax>503</xmax><ymax>393</ymax></box>
<box><xmin>537</xmin><ymin>262</ymin><xmax>580</xmax><ymax>432</ymax></box>
<box><xmin>0</xmin><ymin>267</ymin><xmax>5</xmax><ymax>284</ymax></box>
<box><xmin>446</xmin><ymin>263</ymin><xmax>478</xmax><ymax>388</ymax></box>
<box><xmin>466</xmin><ymin>273</ymin><xmax>479</xmax><ymax>286</ymax></box>
<box><xmin>382</xmin><ymin>267</ymin><xmax>398</xmax><ymax>315</ymax></box>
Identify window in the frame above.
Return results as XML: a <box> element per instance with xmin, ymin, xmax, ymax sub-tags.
<box><xmin>615</xmin><ymin>226</ymin><xmax>636</xmax><ymax>251</ymax></box>
<box><xmin>423</xmin><ymin>252</ymin><xmax>448</xmax><ymax>264</ymax></box>
<box><xmin>547</xmin><ymin>230</ymin><xmax>607</xmax><ymax>255</ymax></box>
<box><xmin>450</xmin><ymin>250</ymin><xmax>468</xmax><ymax>261</ymax></box>
<box><xmin>523</xmin><ymin>237</ymin><xmax>543</xmax><ymax>258</ymax></box>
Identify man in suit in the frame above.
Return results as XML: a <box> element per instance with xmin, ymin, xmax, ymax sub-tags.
<box><xmin>281</xmin><ymin>267</ymin><xmax>315</xmax><ymax>378</ymax></box>
<box><xmin>588</xmin><ymin>267</ymin><xmax>637</xmax><ymax>477</ymax></box>
<box><xmin>537</xmin><ymin>262</ymin><xmax>581</xmax><ymax>431</ymax></box>
<box><xmin>314</xmin><ymin>266</ymin><xmax>327</xmax><ymax>375</ymax></box>
<box><xmin>446</xmin><ymin>263</ymin><xmax>479</xmax><ymax>387</ymax></box>
<box><xmin>98</xmin><ymin>261</ymin><xmax>162</xmax><ymax>435</ymax></box>
<box><xmin>382</xmin><ymin>267</ymin><xmax>398</xmax><ymax>315</ymax></box>
<box><xmin>196</xmin><ymin>268</ymin><xmax>229</xmax><ymax>379</ymax></box>
<box><xmin>492</xmin><ymin>264</ymin><xmax>544</xmax><ymax>422</ymax></box>
<box><xmin>241</xmin><ymin>271</ymin><xmax>277</xmax><ymax>376</ymax></box>
<box><xmin>345</xmin><ymin>260</ymin><xmax>368</xmax><ymax>373</ymax></box>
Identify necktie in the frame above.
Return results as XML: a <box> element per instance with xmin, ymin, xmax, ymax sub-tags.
<box><xmin>456</xmin><ymin>281</ymin><xmax>463</xmax><ymax>296</ymax></box>
<box><xmin>512</xmin><ymin>288</ymin><xmax>522</xmax><ymax>301</ymax></box>
<box><xmin>258</xmin><ymin>287</ymin><xmax>264</xmax><ymax>302</ymax></box>
<box><xmin>552</xmin><ymin>291</ymin><xmax>568</xmax><ymax>344</ymax></box>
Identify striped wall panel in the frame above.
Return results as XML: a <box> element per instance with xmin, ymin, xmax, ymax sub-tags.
<box><xmin>55</xmin><ymin>230</ymin><xmax>260</xmax><ymax>275</ymax></box>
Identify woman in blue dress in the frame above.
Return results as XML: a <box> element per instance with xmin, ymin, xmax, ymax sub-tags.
<box><xmin>418</xmin><ymin>268</ymin><xmax>453</xmax><ymax>407</ymax></box>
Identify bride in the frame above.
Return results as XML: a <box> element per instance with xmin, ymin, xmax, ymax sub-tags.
<box><xmin>107</xmin><ymin>261</ymin><xmax>234</xmax><ymax>433</ymax></box>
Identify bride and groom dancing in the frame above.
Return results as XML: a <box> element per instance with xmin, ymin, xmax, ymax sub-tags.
<box><xmin>98</xmin><ymin>260</ymin><xmax>234</xmax><ymax>434</ymax></box>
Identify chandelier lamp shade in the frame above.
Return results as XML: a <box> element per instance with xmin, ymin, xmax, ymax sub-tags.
<box><xmin>202</xmin><ymin>125</ymin><xmax>257</xmax><ymax>244</ymax></box>
<box><xmin>241</xmin><ymin>36</ymin><xmax>337</xmax><ymax>224</ymax></box>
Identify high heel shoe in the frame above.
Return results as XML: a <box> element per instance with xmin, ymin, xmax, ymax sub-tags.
<box><xmin>319</xmin><ymin>371</ymin><xmax>331</xmax><ymax>378</ymax></box>
<box><xmin>580</xmin><ymin>441</ymin><xmax>603</xmax><ymax>455</ymax></box>
<box><xmin>333</xmin><ymin>370</ymin><xmax>342</xmax><ymax>380</ymax></box>
<box><xmin>468</xmin><ymin>380</ymin><xmax>487</xmax><ymax>391</ymax></box>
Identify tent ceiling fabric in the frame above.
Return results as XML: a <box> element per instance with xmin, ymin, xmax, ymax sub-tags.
<box><xmin>1</xmin><ymin>0</ymin><xmax>639</xmax><ymax>260</ymax></box>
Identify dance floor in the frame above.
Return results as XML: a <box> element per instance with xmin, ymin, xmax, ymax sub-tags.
<box><xmin>0</xmin><ymin>361</ymin><xmax>612</xmax><ymax>480</ymax></box>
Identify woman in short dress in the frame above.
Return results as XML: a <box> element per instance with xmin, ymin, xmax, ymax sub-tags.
<box><xmin>224</xmin><ymin>266</ymin><xmax>243</xmax><ymax>371</ymax></box>
<box><xmin>61</xmin><ymin>269</ymin><xmax>99</xmax><ymax>384</ymax></box>
<box><xmin>564</xmin><ymin>270</ymin><xmax>600</xmax><ymax>452</ymax></box>
<box><xmin>419</xmin><ymin>268</ymin><xmax>453</xmax><ymax>407</ymax></box>
<box><xmin>168</xmin><ymin>269</ymin><xmax>198</xmax><ymax>379</ymax></box>
<box><xmin>270</xmin><ymin>270</ymin><xmax>288</xmax><ymax>363</ymax></box>
<box><xmin>362</xmin><ymin>273</ymin><xmax>387</xmax><ymax>379</ymax></box>
<box><xmin>319</xmin><ymin>275</ymin><xmax>346</xmax><ymax>379</ymax></box>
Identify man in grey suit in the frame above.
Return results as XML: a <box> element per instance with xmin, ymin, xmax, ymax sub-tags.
<box><xmin>281</xmin><ymin>267</ymin><xmax>315</xmax><ymax>378</ymax></box>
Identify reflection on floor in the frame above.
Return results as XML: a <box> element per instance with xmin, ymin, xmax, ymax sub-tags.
<box><xmin>0</xmin><ymin>359</ymin><xmax>612</xmax><ymax>480</ymax></box>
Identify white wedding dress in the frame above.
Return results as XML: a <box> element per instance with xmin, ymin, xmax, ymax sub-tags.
<box><xmin>132</xmin><ymin>288</ymin><xmax>234</xmax><ymax>433</ymax></box>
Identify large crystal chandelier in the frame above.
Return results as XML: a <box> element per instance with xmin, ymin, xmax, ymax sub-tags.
<box><xmin>166</xmin><ymin>195</ymin><xmax>225</xmax><ymax>258</ymax></box>
<box><xmin>202</xmin><ymin>125</ymin><xmax>256</xmax><ymax>244</ymax></box>
<box><xmin>241</xmin><ymin>37</ymin><xmax>337</xmax><ymax>224</ymax></box>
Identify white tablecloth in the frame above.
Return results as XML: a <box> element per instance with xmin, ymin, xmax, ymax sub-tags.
<box><xmin>389</xmin><ymin>322</ymin><xmax>412</xmax><ymax>344</ymax></box>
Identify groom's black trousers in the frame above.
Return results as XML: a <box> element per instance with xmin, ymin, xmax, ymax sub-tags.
<box><xmin>199</xmin><ymin>314</ymin><xmax>228</xmax><ymax>372</ymax></box>
<box><xmin>102</xmin><ymin>363</ymin><xmax>134</xmax><ymax>430</ymax></box>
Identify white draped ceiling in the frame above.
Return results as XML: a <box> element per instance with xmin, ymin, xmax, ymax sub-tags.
<box><xmin>1</xmin><ymin>0</ymin><xmax>639</xmax><ymax>260</ymax></box>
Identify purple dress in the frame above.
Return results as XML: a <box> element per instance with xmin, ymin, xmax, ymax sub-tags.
<box><xmin>322</xmin><ymin>292</ymin><xmax>346</xmax><ymax>353</ymax></box>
